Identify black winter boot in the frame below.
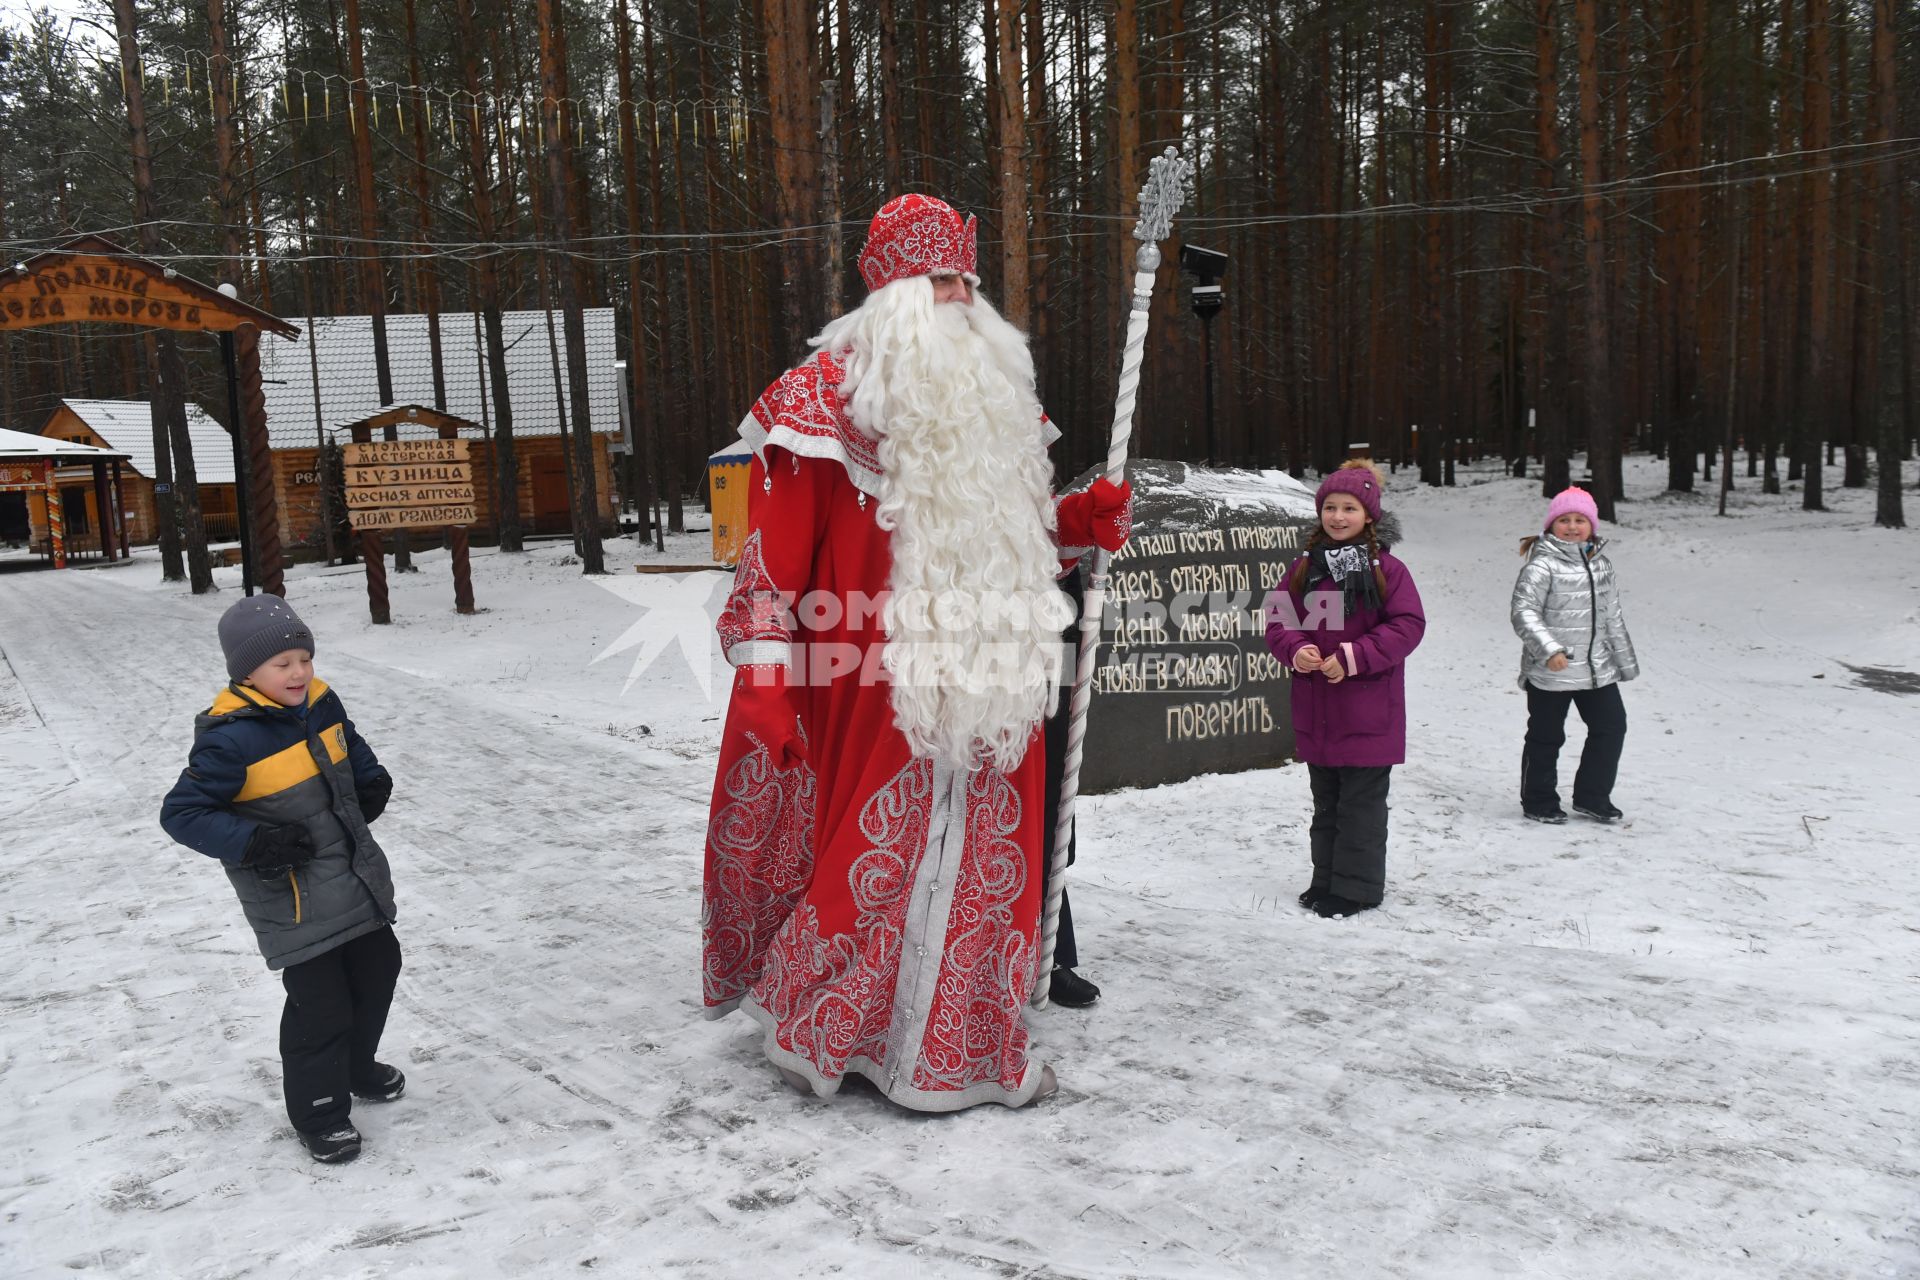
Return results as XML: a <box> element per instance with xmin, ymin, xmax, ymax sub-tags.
<box><xmin>300</xmin><ymin>1125</ymin><xmax>362</xmax><ymax>1164</ymax></box>
<box><xmin>351</xmin><ymin>1063</ymin><xmax>406</xmax><ymax>1102</ymax></box>
<box><xmin>1298</xmin><ymin>884</ymin><xmax>1330</xmax><ymax>910</ymax></box>
<box><xmin>1049</xmin><ymin>967</ymin><xmax>1101</xmax><ymax>1008</ymax></box>
<box><xmin>1313</xmin><ymin>894</ymin><xmax>1378</xmax><ymax>919</ymax></box>
<box><xmin>1572</xmin><ymin>800</ymin><xmax>1624</xmax><ymax>823</ymax></box>
<box><xmin>1523</xmin><ymin>806</ymin><xmax>1568</xmax><ymax>825</ymax></box>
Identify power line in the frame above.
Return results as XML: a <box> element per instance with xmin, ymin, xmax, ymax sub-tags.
<box><xmin>5</xmin><ymin>135</ymin><xmax>1910</xmax><ymax>273</ymax></box>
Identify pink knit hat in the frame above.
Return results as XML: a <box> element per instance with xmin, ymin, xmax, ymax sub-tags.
<box><xmin>1544</xmin><ymin>486</ymin><xmax>1599</xmax><ymax>533</ymax></box>
<box><xmin>1315</xmin><ymin>460</ymin><xmax>1385</xmax><ymax>522</ymax></box>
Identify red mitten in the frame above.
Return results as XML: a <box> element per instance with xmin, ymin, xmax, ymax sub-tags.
<box><xmin>1056</xmin><ymin>477</ymin><xmax>1134</xmax><ymax>553</ymax></box>
<box><xmin>728</xmin><ymin>663</ymin><xmax>808</xmax><ymax>769</ymax></box>
<box><xmin>1088</xmin><ymin>477</ymin><xmax>1132</xmax><ymax>551</ymax></box>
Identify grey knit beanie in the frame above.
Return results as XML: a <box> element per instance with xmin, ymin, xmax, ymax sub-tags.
<box><xmin>218</xmin><ymin>595</ymin><xmax>316</xmax><ymax>681</ymax></box>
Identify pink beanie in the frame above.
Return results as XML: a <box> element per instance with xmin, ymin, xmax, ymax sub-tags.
<box><xmin>1544</xmin><ymin>486</ymin><xmax>1599</xmax><ymax>533</ymax></box>
<box><xmin>1315</xmin><ymin>460</ymin><xmax>1385</xmax><ymax>522</ymax></box>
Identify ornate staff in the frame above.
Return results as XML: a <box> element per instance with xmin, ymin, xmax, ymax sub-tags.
<box><xmin>1032</xmin><ymin>147</ymin><xmax>1194</xmax><ymax>1009</ymax></box>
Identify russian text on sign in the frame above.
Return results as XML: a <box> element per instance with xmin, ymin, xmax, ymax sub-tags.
<box><xmin>351</xmin><ymin>504</ymin><xmax>477</xmax><ymax>530</ymax></box>
<box><xmin>342</xmin><ymin>439</ymin><xmax>471</xmax><ymax>466</ymax></box>
<box><xmin>345</xmin><ymin>463</ymin><xmax>472</xmax><ymax>486</ymax></box>
<box><xmin>345</xmin><ymin>484</ymin><xmax>478</xmax><ymax>510</ymax></box>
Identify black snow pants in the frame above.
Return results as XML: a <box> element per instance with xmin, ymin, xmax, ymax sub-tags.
<box><xmin>280</xmin><ymin>925</ymin><xmax>403</xmax><ymax>1134</ymax></box>
<box><xmin>1041</xmin><ymin>573</ymin><xmax>1082</xmax><ymax>970</ymax></box>
<box><xmin>1306</xmin><ymin>765</ymin><xmax>1392</xmax><ymax>905</ymax></box>
<box><xmin>1521</xmin><ymin>681</ymin><xmax>1627</xmax><ymax>812</ymax></box>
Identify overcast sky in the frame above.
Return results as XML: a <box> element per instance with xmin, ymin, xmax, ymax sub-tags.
<box><xmin>2</xmin><ymin>0</ymin><xmax>114</xmax><ymax>48</ymax></box>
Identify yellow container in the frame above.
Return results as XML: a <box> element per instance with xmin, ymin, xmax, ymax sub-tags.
<box><xmin>707</xmin><ymin>439</ymin><xmax>754</xmax><ymax>567</ymax></box>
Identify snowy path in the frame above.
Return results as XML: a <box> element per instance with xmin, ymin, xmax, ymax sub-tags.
<box><xmin>3</xmin><ymin>458</ymin><xmax>1917</xmax><ymax>1278</ymax></box>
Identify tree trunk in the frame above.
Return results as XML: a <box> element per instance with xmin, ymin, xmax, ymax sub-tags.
<box><xmin>240</xmin><ymin>102</ymin><xmax>274</xmax><ymax>310</ymax></box>
<box><xmin>536</xmin><ymin>0</ymin><xmax>607</xmax><ymax>573</ymax></box>
<box><xmin>343</xmin><ymin>0</ymin><xmax>392</xmax><ymax>405</ymax></box>
<box><xmin>140</xmin><ymin>334</ymin><xmax>184</xmax><ymax>581</ymax></box>
<box><xmin>911</xmin><ymin>0</ymin><xmax>936</xmax><ymax>188</ymax></box>
<box><xmin>1575</xmin><ymin>0</ymin><xmax>1617</xmax><ymax>518</ymax></box>
<box><xmin>1798</xmin><ymin>0</ymin><xmax>1832</xmax><ymax>511</ymax></box>
<box><xmin>994</xmin><ymin>0</ymin><xmax>1031</xmax><ymax>329</ymax></box>
<box><xmin>616</xmin><ymin>0</ymin><xmax>659</xmax><ymax>545</ymax></box>
<box><xmin>1765</xmin><ymin>0</ymin><xmax>1800</xmax><ymax>494</ymax></box>
<box><xmin>697</xmin><ymin>0</ymin><xmax>740</xmax><ymax>426</ymax></box>
<box><xmin>455</xmin><ymin>0</ymin><xmax>522</xmax><ymax>551</ymax></box>
<box><xmin>1111</xmin><ymin>0</ymin><xmax>1144</xmax><ymax>450</ymax></box>
<box><xmin>343</xmin><ymin>0</ymin><xmax>411</xmax><ymax>571</ymax></box>
<box><xmin>1869</xmin><ymin>0</ymin><xmax>1903</xmax><ymax>526</ymax></box>
<box><xmin>643</xmin><ymin>0</ymin><xmax>685</xmax><ymax>532</ymax></box>
<box><xmin>877</xmin><ymin>0</ymin><xmax>906</xmax><ymax>192</ymax></box>
<box><xmin>207</xmin><ymin>0</ymin><xmax>245</xmax><ymax>273</ymax></box>
<box><xmin>1421</xmin><ymin>3</ymin><xmax>1444</xmax><ymax>486</ymax></box>
<box><xmin>761</xmin><ymin>0</ymin><xmax>822</xmax><ymax>345</ymax></box>
<box><xmin>1665</xmin><ymin>0</ymin><xmax>1706</xmax><ymax>492</ymax></box>
<box><xmin>819</xmin><ymin>81</ymin><xmax>845</xmax><ymax>316</ymax></box>
<box><xmin>1367</xmin><ymin>25</ymin><xmax>1391</xmax><ymax>470</ymax></box>
<box><xmin>1026</xmin><ymin>0</ymin><xmax>1053</xmax><ymax>391</ymax></box>
<box><xmin>112</xmin><ymin>0</ymin><xmax>208</xmax><ymax>590</ymax></box>
<box><xmin>404</xmin><ymin>0</ymin><xmax>447</xmax><ymax>413</ymax></box>
<box><xmin>983</xmin><ymin>0</ymin><xmax>1003</xmax><ymax>289</ymax></box>
<box><xmin>1266</xmin><ymin>15</ymin><xmax>1300</xmax><ymax>471</ymax></box>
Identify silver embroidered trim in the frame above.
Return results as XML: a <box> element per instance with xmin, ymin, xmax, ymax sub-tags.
<box><xmin>883</xmin><ymin>760</ymin><xmax>966</xmax><ymax>1093</ymax></box>
<box><xmin>727</xmin><ymin>640</ymin><xmax>792</xmax><ymax>669</ymax></box>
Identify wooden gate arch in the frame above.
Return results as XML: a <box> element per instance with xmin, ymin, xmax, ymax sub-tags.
<box><xmin>0</xmin><ymin>235</ymin><xmax>300</xmax><ymax>594</ymax></box>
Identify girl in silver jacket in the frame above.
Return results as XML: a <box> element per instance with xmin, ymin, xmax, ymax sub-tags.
<box><xmin>1510</xmin><ymin>486</ymin><xmax>1638</xmax><ymax>824</ymax></box>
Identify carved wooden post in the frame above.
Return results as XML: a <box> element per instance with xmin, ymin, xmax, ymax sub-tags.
<box><xmin>234</xmin><ymin>324</ymin><xmax>285</xmax><ymax>595</ymax></box>
<box><xmin>438</xmin><ymin>420</ymin><xmax>476</xmax><ymax>614</ymax></box>
<box><xmin>350</xmin><ymin>423</ymin><xmax>390</xmax><ymax>623</ymax></box>
<box><xmin>111</xmin><ymin>459</ymin><xmax>130</xmax><ymax>557</ymax></box>
<box><xmin>91</xmin><ymin>460</ymin><xmax>117</xmax><ymax>561</ymax></box>
<box><xmin>43</xmin><ymin>460</ymin><xmax>65</xmax><ymax>568</ymax></box>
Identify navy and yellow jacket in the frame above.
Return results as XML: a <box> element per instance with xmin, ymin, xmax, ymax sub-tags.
<box><xmin>160</xmin><ymin>678</ymin><xmax>397</xmax><ymax>970</ymax></box>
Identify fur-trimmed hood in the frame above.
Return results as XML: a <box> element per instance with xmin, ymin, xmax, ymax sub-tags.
<box><xmin>1370</xmin><ymin>511</ymin><xmax>1404</xmax><ymax>552</ymax></box>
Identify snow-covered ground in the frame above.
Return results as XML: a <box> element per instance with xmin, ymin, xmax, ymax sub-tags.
<box><xmin>3</xmin><ymin>455</ymin><xmax>1917</xmax><ymax>1279</ymax></box>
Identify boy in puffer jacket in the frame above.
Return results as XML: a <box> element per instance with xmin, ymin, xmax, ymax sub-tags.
<box><xmin>161</xmin><ymin>596</ymin><xmax>404</xmax><ymax>1164</ymax></box>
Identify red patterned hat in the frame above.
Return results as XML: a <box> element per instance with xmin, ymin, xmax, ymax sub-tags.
<box><xmin>857</xmin><ymin>194</ymin><xmax>978</xmax><ymax>292</ymax></box>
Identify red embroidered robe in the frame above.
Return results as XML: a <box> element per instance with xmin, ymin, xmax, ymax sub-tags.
<box><xmin>701</xmin><ymin>351</ymin><xmax>1083</xmax><ymax>1111</ymax></box>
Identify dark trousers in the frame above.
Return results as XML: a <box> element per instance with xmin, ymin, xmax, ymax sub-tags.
<box><xmin>1042</xmin><ymin>578</ymin><xmax>1080</xmax><ymax>971</ymax></box>
<box><xmin>1521</xmin><ymin>682</ymin><xmax>1627</xmax><ymax>811</ymax></box>
<box><xmin>1042</xmin><ymin>687</ymin><xmax>1080</xmax><ymax>971</ymax></box>
<box><xmin>280</xmin><ymin>926</ymin><xmax>402</xmax><ymax>1134</ymax></box>
<box><xmin>1307</xmin><ymin>765</ymin><xmax>1392</xmax><ymax>904</ymax></box>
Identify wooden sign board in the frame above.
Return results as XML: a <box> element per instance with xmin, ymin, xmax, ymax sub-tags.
<box><xmin>346</xmin><ymin>484</ymin><xmax>477</xmax><ymax>510</ymax></box>
<box><xmin>343</xmin><ymin>422</ymin><xmax>480</xmax><ymax>620</ymax></box>
<box><xmin>0</xmin><ymin>250</ymin><xmax>294</xmax><ymax>337</ymax></box>
<box><xmin>343</xmin><ymin>439</ymin><xmax>470</xmax><ymax>467</ymax></box>
<box><xmin>1075</xmin><ymin>460</ymin><xmax>1320</xmax><ymax>795</ymax></box>
<box><xmin>352</xmin><ymin>503</ymin><xmax>477</xmax><ymax>530</ymax></box>
<box><xmin>0</xmin><ymin>463</ymin><xmax>44</xmax><ymax>491</ymax></box>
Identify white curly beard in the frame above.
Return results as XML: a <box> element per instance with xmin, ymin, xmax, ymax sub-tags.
<box><xmin>811</xmin><ymin>278</ymin><xmax>1071</xmax><ymax>773</ymax></box>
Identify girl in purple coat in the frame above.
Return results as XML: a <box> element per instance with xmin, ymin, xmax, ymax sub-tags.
<box><xmin>1264</xmin><ymin>460</ymin><xmax>1427</xmax><ymax>918</ymax></box>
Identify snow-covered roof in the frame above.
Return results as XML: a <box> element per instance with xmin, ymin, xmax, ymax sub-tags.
<box><xmin>257</xmin><ymin>308</ymin><xmax>620</xmax><ymax>450</ymax></box>
<box><xmin>0</xmin><ymin>423</ymin><xmax>128</xmax><ymax>462</ymax></box>
<box><xmin>52</xmin><ymin>398</ymin><xmax>236</xmax><ymax>484</ymax></box>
